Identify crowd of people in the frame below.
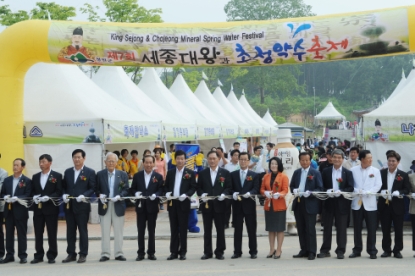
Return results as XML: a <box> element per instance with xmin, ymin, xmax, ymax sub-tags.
<box><xmin>0</xmin><ymin>141</ymin><xmax>415</xmax><ymax>265</ymax></box>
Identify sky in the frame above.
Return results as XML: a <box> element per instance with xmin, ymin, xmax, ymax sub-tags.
<box><xmin>2</xmin><ymin>0</ymin><xmax>415</xmax><ymax>23</ymax></box>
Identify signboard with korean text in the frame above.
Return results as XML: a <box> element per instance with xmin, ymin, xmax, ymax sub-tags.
<box><xmin>364</xmin><ymin>117</ymin><xmax>415</xmax><ymax>142</ymax></box>
<box><xmin>103</xmin><ymin>120</ymin><xmax>161</xmax><ymax>144</ymax></box>
<box><xmin>48</xmin><ymin>8</ymin><xmax>409</xmax><ymax>67</ymax></box>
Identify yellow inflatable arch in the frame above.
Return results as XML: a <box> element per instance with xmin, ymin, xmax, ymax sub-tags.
<box><xmin>0</xmin><ymin>5</ymin><xmax>414</xmax><ymax>168</ymax></box>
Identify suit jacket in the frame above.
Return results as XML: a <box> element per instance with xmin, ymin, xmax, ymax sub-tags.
<box><xmin>408</xmin><ymin>174</ymin><xmax>415</xmax><ymax>215</ymax></box>
<box><xmin>0</xmin><ymin>174</ymin><xmax>32</xmax><ymax>220</ymax></box>
<box><xmin>260</xmin><ymin>172</ymin><xmax>289</xmax><ymax>212</ymax></box>
<box><xmin>31</xmin><ymin>170</ymin><xmax>63</xmax><ymax>216</ymax></box>
<box><xmin>342</xmin><ymin>159</ymin><xmax>361</xmax><ymax>170</ymax></box>
<box><xmin>290</xmin><ymin>167</ymin><xmax>323</xmax><ymax>214</ymax></box>
<box><xmin>130</xmin><ymin>170</ymin><xmax>163</xmax><ymax>214</ymax></box>
<box><xmin>0</xmin><ymin>168</ymin><xmax>7</xmax><ymax>212</ymax></box>
<box><xmin>95</xmin><ymin>169</ymin><xmax>129</xmax><ymax>217</ymax></box>
<box><xmin>350</xmin><ymin>165</ymin><xmax>382</xmax><ymax>211</ymax></box>
<box><xmin>321</xmin><ymin>166</ymin><xmax>354</xmax><ymax>215</ymax></box>
<box><xmin>230</xmin><ymin>169</ymin><xmax>259</xmax><ymax>215</ymax></box>
<box><xmin>164</xmin><ymin>167</ymin><xmax>197</xmax><ymax>213</ymax></box>
<box><xmin>62</xmin><ymin>166</ymin><xmax>96</xmax><ymax>214</ymax></box>
<box><xmin>378</xmin><ymin>169</ymin><xmax>410</xmax><ymax>215</ymax></box>
<box><xmin>197</xmin><ymin>167</ymin><xmax>231</xmax><ymax>214</ymax></box>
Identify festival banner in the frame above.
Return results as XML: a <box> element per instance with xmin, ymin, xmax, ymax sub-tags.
<box><xmin>364</xmin><ymin>116</ymin><xmax>415</xmax><ymax>142</ymax></box>
<box><xmin>162</xmin><ymin>124</ymin><xmax>197</xmax><ymax>142</ymax></box>
<box><xmin>103</xmin><ymin>120</ymin><xmax>161</xmax><ymax>143</ymax></box>
<box><xmin>197</xmin><ymin>125</ymin><xmax>222</xmax><ymax>140</ymax></box>
<box><xmin>48</xmin><ymin>8</ymin><xmax>409</xmax><ymax>67</ymax></box>
<box><xmin>24</xmin><ymin>120</ymin><xmax>103</xmax><ymax>144</ymax></box>
<box><xmin>221</xmin><ymin>125</ymin><xmax>239</xmax><ymax>139</ymax></box>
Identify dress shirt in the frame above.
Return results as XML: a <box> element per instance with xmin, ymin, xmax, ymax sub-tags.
<box><xmin>299</xmin><ymin>167</ymin><xmax>309</xmax><ymax>192</ymax></box>
<box><xmin>210</xmin><ymin>166</ymin><xmax>218</xmax><ymax>186</ymax></box>
<box><xmin>144</xmin><ymin>170</ymin><xmax>152</xmax><ymax>189</ymax></box>
<box><xmin>332</xmin><ymin>166</ymin><xmax>342</xmax><ymax>191</ymax></box>
<box><xmin>387</xmin><ymin>169</ymin><xmax>397</xmax><ymax>193</ymax></box>
<box><xmin>108</xmin><ymin>170</ymin><xmax>115</xmax><ymax>198</ymax></box>
<box><xmin>224</xmin><ymin>162</ymin><xmax>240</xmax><ymax>172</ymax></box>
<box><xmin>174</xmin><ymin>167</ymin><xmax>184</xmax><ymax>196</ymax></box>
<box><xmin>12</xmin><ymin>174</ymin><xmax>22</xmax><ymax>196</ymax></box>
<box><xmin>360</xmin><ymin>166</ymin><xmax>370</xmax><ymax>186</ymax></box>
<box><xmin>73</xmin><ymin>166</ymin><xmax>84</xmax><ymax>184</ymax></box>
<box><xmin>240</xmin><ymin>169</ymin><xmax>248</xmax><ymax>187</ymax></box>
<box><xmin>40</xmin><ymin>169</ymin><xmax>51</xmax><ymax>190</ymax></box>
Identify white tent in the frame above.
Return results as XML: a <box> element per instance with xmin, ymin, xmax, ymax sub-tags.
<box><xmin>238</xmin><ymin>92</ymin><xmax>273</xmax><ymax>136</ymax></box>
<box><xmin>314</xmin><ymin>102</ymin><xmax>345</xmax><ymax>121</ymax></box>
<box><xmin>262</xmin><ymin>109</ymin><xmax>278</xmax><ymax>127</ymax></box>
<box><xmin>383</xmin><ymin>69</ymin><xmax>407</xmax><ymax>104</ymax></box>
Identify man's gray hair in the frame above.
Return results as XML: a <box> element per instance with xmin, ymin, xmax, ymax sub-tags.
<box><xmin>331</xmin><ymin>149</ymin><xmax>345</xmax><ymax>159</ymax></box>
<box><xmin>105</xmin><ymin>152</ymin><xmax>118</xmax><ymax>161</ymax></box>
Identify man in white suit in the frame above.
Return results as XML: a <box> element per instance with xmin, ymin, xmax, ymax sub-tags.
<box><xmin>350</xmin><ymin>150</ymin><xmax>382</xmax><ymax>259</ymax></box>
<box><xmin>343</xmin><ymin>147</ymin><xmax>361</xmax><ymax>170</ymax></box>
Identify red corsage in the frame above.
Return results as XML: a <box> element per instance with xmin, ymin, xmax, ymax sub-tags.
<box><xmin>80</xmin><ymin>175</ymin><xmax>87</xmax><ymax>181</ymax></box>
<box><xmin>49</xmin><ymin>175</ymin><xmax>57</xmax><ymax>183</ymax></box>
<box><xmin>246</xmin><ymin>176</ymin><xmax>253</xmax><ymax>181</ymax></box>
<box><xmin>152</xmin><ymin>176</ymin><xmax>158</xmax><ymax>183</ymax></box>
<box><xmin>219</xmin><ymin>176</ymin><xmax>225</xmax><ymax>187</ymax></box>
<box><xmin>396</xmin><ymin>175</ymin><xmax>403</xmax><ymax>181</ymax></box>
<box><xmin>183</xmin><ymin>173</ymin><xmax>191</xmax><ymax>180</ymax></box>
<box><xmin>336</xmin><ymin>178</ymin><xmax>343</xmax><ymax>184</ymax></box>
<box><xmin>19</xmin><ymin>179</ymin><xmax>26</xmax><ymax>188</ymax></box>
<box><xmin>307</xmin><ymin>175</ymin><xmax>313</xmax><ymax>180</ymax></box>
<box><xmin>369</xmin><ymin>174</ymin><xmax>374</xmax><ymax>178</ymax></box>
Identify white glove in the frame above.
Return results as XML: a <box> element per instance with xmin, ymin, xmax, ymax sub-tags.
<box><xmin>62</xmin><ymin>194</ymin><xmax>69</xmax><ymax>203</ymax></box>
<box><xmin>392</xmin><ymin>191</ymin><xmax>400</xmax><ymax>197</ymax></box>
<box><xmin>272</xmin><ymin>192</ymin><xmax>280</xmax><ymax>199</ymax></box>
<box><xmin>293</xmin><ymin>189</ymin><xmax>299</xmax><ymax>195</ymax></box>
<box><xmin>111</xmin><ymin>195</ymin><xmax>120</xmax><ymax>202</ymax></box>
<box><xmin>243</xmin><ymin>192</ymin><xmax>250</xmax><ymax>198</ymax></box>
<box><xmin>33</xmin><ymin>195</ymin><xmax>41</xmax><ymax>204</ymax></box>
<box><xmin>10</xmin><ymin>196</ymin><xmax>18</xmax><ymax>203</ymax></box>
<box><xmin>353</xmin><ymin>188</ymin><xmax>361</xmax><ymax>194</ymax></box>
<box><xmin>218</xmin><ymin>194</ymin><xmax>225</xmax><ymax>201</ymax></box>
<box><xmin>76</xmin><ymin>195</ymin><xmax>85</xmax><ymax>203</ymax></box>
<box><xmin>412</xmin><ymin>193</ymin><xmax>415</xmax><ymax>199</ymax></box>
<box><xmin>303</xmin><ymin>191</ymin><xmax>311</xmax><ymax>198</ymax></box>
<box><xmin>326</xmin><ymin>189</ymin><xmax>334</xmax><ymax>198</ymax></box>
<box><xmin>135</xmin><ymin>192</ymin><xmax>142</xmax><ymax>198</ymax></box>
<box><xmin>201</xmin><ymin>193</ymin><xmax>208</xmax><ymax>202</ymax></box>
<box><xmin>363</xmin><ymin>190</ymin><xmax>371</xmax><ymax>197</ymax></box>
<box><xmin>179</xmin><ymin>194</ymin><xmax>187</xmax><ymax>202</ymax></box>
<box><xmin>149</xmin><ymin>194</ymin><xmax>157</xmax><ymax>201</ymax></box>
<box><xmin>166</xmin><ymin>192</ymin><xmax>172</xmax><ymax>199</ymax></box>
<box><xmin>334</xmin><ymin>190</ymin><xmax>341</xmax><ymax>197</ymax></box>
<box><xmin>233</xmin><ymin>192</ymin><xmax>239</xmax><ymax>201</ymax></box>
<box><xmin>264</xmin><ymin>191</ymin><xmax>272</xmax><ymax>199</ymax></box>
<box><xmin>381</xmin><ymin>190</ymin><xmax>388</xmax><ymax>199</ymax></box>
<box><xmin>99</xmin><ymin>194</ymin><xmax>107</xmax><ymax>204</ymax></box>
<box><xmin>41</xmin><ymin>195</ymin><xmax>50</xmax><ymax>202</ymax></box>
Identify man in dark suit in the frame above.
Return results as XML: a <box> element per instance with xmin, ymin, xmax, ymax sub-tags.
<box><xmin>230</xmin><ymin>152</ymin><xmax>259</xmax><ymax>259</ymax></box>
<box><xmin>290</xmin><ymin>152</ymin><xmax>323</xmax><ymax>260</ymax></box>
<box><xmin>164</xmin><ymin>150</ymin><xmax>197</xmax><ymax>261</ymax></box>
<box><xmin>61</xmin><ymin>149</ymin><xmax>95</xmax><ymax>264</ymax></box>
<box><xmin>96</xmin><ymin>152</ymin><xmax>129</xmax><ymax>262</ymax></box>
<box><xmin>130</xmin><ymin>155</ymin><xmax>163</xmax><ymax>261</ymax></box>
<box><xmin>0</xmin><ymin>167</ymin><xmax>8</xmax><ymax>262</ymax></box>
<box><xmin>30</xmin><ymin>154</ymin><xmax>63</xmax><ymax>264</ymax></box>
<box><xmin>0</xmin><ymin>158</ymin><xmax>32</xmax><ymax>264</ymax></box>
<box><xmin>197</xmin><ymin>150</ymin><xmax>232</xmax><ymax>260</ymax></box>
<box><xmin>378</xmin><ymin>151</ymin><xmax>410</xmax><ymax>259</ymax></box>
<box><xmin>317</xmin><ymin>149</ymin><xmax>354</xmax><ymax>259</ymax></box>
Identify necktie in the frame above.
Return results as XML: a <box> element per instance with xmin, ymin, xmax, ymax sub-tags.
<box><xmin>241</xmin><ymin>171</ymin><xmax>245</xmax><ymax>187</ymax></box>
<box><xmin>109</xmin><ymin>173</ymin><xmax>113</xmax><ymax>197</ymax></box>
<box><xmin>299</xmin><ymin>169</ymin><xmax>307</xmax><ymax>192</ymax></box>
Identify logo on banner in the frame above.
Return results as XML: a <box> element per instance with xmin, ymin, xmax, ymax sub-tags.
<box><xmin>29</xmin><ymin>126</ymin><xmax>43</xmax><ymax>137</ymax></box>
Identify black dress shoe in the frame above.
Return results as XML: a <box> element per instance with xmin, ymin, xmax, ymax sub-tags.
<box><xmin>62</xmin><ymin>255</ymin><xmax>77</xmax><ymax>263</ymax></box>
<box><xmin>349</xmin><ymin>252</ymin><xmax>361</xmax><ymax>258</ymax></box>
<box><xmin>99</xmin><ymin>256</ymin><xmax>110</xmax><ymax>262</ymax></box>
<box><xmin>179</xmin><ymin>254</ymin><xmax>186</xmax><ymax>260</ymax></box>
<box><xmin>201</xmin><ymin>254</ymin><xmax>212</xmax><ymax>260</ymax></box>
<box><xmin>20</xmin><ymin>258</ymin><xmax>27</xmax><ymax>264</ymax></box>
<box><xmin>308</xmin><ymin>254</ymin><xmax>315</xmax><ymax>260</ymax></box>
<box><xmin>167</xmin><ymin>254</ymin><xmax>178</xmax><ymax>260</ymax></box>
<box><xmin>115</xmin><ymin>256</ymin><xmax>126</xmax><ymax>261</ymax></box>
<box><xmin>148</xmin><ymin>255</ymin><xmax>157</xmax><ymax>261</ymax></box>
<box><xmin>136</xmin><ymin>255</ymin><xmax>145</xmax><ymax>261</ymax></box>
<box><xmin>30</xmin><ymin>259</ymin><xmax>43</xmax><ymax>264</ymax></box>
<box><xmin>394</xmin><ymin>252</ymin><xmax>403</xmax><ymax>259</ymax></box>
<box><xmin>317</xmin><ymin>252</ymin><xmax>331</xmax><ymax>258</ymax></box>
<box><xmin>293</xmin><ymin>252</ymin><xmax>307</xmax><ymax>258</ymax></box>
<box><xmin>0</xmin><ymin>257</ymin><xmax>14</xmax><ymax>264</ymax></box>
<box><xmin>231</xmin><ymin>254</ymin><xmax>241</xmax><ymax>259</ymax></box>
<box><xmin>215</xmin><ymin>255</ymin><xmax>224</xmax><ymax>260</ymax></box>
<box><xmin>337</xmin><ymin>253</ymin><xmax>344</xmax><ymax>259</ymax></box>
<box><xmin>77</xmin><ymin>255</ymin><xmax>86</xmax><ymax>263</ymax></box>
<box><xmin>370</xmin><ymin>254</ymin><xmax>377</xmax><ymax>259</ymax></box>
<box><xmin>381</xmin><ymin>252</ymin><xmax>391</xmax><ymax>258</ymax></box>
<box><xmin>48</xmin><ymin>259</ymin><xmax>55</xmax><ymax>264</ymax></box>
<box><xmin>250</xmin><ymin>254</ymin><xmax>257</xmax><ymax>259</ymax></box>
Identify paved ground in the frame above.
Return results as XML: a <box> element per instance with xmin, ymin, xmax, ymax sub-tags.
<box><xmin>2</xmin><ymin>203</ymin><xmax>415</xmax><ymax>275</ymax></box>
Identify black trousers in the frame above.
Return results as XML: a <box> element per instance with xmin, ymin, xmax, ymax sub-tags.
<box><xmin>136</xmin><ymin>211</ymin><xmax>158</xmax><ymax>256</ymax></box>
<box><xmin>352</xmin><ymin>208</ymin><xmax>378</xmax><ymax>255</ymax></box>
<box><xmin>5</xmin><ymin>212</ymin><xmax>27</xmax><ymax>260</ymax></box>
<box><xmin>225</xmin><ymin>202</ymin><xmax>232</xmax><ymax>226</ymax></box>
<box><xmin>65</xmin><ymin>211</ymin><xmax>89</xmax><ymax>257</ymax></box>
<box><xmin>294</xmin><ymin>200</ymin><xmax>317</xmax><ymax>255</ymax></box>
<box><xmin>168</xmin><ymin>203</ymin><xmax>189</xmax><ymax>255</ymax></box>
<box><xmin>202</xmin><ymin>209</ymin><xmax>226</xmax><ymax>256</ymax></box>
<box><xmin>233</xmin><ymin>209</ymin><xmax>257</xmax><ymax>255</ymax></box>
<box><xmin>411</xmin><ymin>215</ymin><xmax>415</xmax><ymax>251</ymax></box>
<box><xmin>320</xmin><ymin>207</ymin><xmax>348</xmax><ymax>254</ymax></box>
<box><xmin>0</xmin><ymin>211</ymin><xmax>4</xmax><ymax>258</ymax></box>
<box><xmin>379</xmin><ymin>205</ymin><xmax>404</xmax><ymax>253</ymax></box>
<box><xmin>33</xmin><ymin>213</ymin><xmax>59</xmax><ymax>260</ymax></box>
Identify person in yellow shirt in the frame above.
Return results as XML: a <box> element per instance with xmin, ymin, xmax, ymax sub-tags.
<box><xmin>128</xmin><ymin>150</ymin><xmax>140</xmax><ymax>178</ymax></box>
<box><xmin>116</xmin><ymin>149</ymin><xmax>130</xmax><ymax>174</ymax></box>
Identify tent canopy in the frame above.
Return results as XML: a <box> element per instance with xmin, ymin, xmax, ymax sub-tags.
<box><xmin>239</xmin><ymin>93</ymin><xmax>273</xmax><ymax>128</ymax></box>
<box><xmin>262</xmin><ymin>109</ymin><xmax>278</xmax><ymax>127</ymax></box>
<box><xmin>314</xmin><ymin>102</ymin><xmax>345</xmax><ymax>121</ymax></box>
